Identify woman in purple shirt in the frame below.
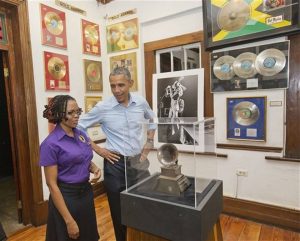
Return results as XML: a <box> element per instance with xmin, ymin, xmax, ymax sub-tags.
<box><xmin>40</xmin><ymin>95</ymin><xmax>100</xmax><ymax>241</ymax></box>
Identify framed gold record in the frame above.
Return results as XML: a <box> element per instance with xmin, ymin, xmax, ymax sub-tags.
<box><xmin>203</xmin><ymin>0</ymin><xmax>300</xmax><ymax>50</ymax></box>
<box><xmin>85</xmin><ymin>96</ymin><xmax>102</xmax><ymax>112</ymax></box>
<box><xmin>109</xmin><ymin>52</ymin><xmax>138</xmax><ymax>91</ymax></box>
<box><xmin>81</xmin><ymin>19</ymin><xmax>101</xmax><ymax>55</ymax></box>
<box><xmin>40</xmin><ymin>4</ymin><xmax>67</xmax><ymax>49</ymax></box>
<box><xmin>44</xmin><ymin>51</ymin><xmax>69</xmax><ymax>91</ymax></box>
<box><xmin>84</xmin><ymin>59</ymin><xmax>103</xmax><ymax>92</ymax></box>
<box><xmin>106</xmin><ymin>18</ymin><xmax>139</xmax><ymax>53</ymax></box>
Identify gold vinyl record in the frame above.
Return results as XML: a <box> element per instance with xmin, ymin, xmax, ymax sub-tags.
<box><xmin>213</xmin><ymin>55</ymin><xmax>235</xmax><ymax>80</ymax></box>
<box><xmin>84</xmin><ymin>25</ymin><xmax>99</xmax><ymax>45</ymax></box>
<box><xmin>233</xmin><ymin>101</ymin><xmax>259</xmax><ymax>126</ymax></box>
<box><xmin>217</xmin><ymin>0</ymin><xmax>250</xmax><ymax>32</ymax></box>
<box><xmin>123</xmin><ymin>22</ymin><xmax>137</xmax><ymax>41</ymax></box>
<box><xmin>233</xmin><ymin>52</ymin><xmax>257</xmax><ymax>78</ymax></box>
<box><xmin>255</xmin><ymin>48</ymin><xmax>286</xmax><ymax>76</ymax></box>
<box><xmin>87</xmin><ymin>63</ymin><xmax>101</xmax><ymax>82</ymax></box>
<box><xmin>44</xmin><ymin>12</ymin><xmax>64</xmax><ymax>36</ymax></box>
<box><xmin>47</xmin><ymin>57</ymin><xmax>66</xmax><ymax>80</ymax></box>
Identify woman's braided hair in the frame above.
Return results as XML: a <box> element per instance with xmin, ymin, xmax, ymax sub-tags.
<box><xmin>43</xmin><ymin>95</ymin><xmax>75</xmax><ymax>124</ymax></box>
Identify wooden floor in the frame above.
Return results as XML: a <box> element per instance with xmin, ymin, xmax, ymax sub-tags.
<box><xmin>7</xmin><ymin>194</ymin><xmax>300</xmax><ymax>241</ymax></box>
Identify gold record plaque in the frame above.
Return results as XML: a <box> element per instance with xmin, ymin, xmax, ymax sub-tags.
<box><xmin>40</xmin><ymin>4</ymin><xmax>67</xmax><ymax>49</ymax></box>
<box><xmin>44</xmin><ymin>51</ymin><xmax>69</xmax><ymax>91</ymax></box>
<box><xmin>85</xmin><ymin>96</ymin><xmax>102</xmax><ymax>112</ymax></box>
<box><xmin>106</xmin><ymin>18</ymin><xmax>139</xmax><ymax>53</ymax></box>
<box><xmin>84</xmin><ymin>59</ymin><xmax>103</xmax><ymax>91</ymax></box>
<box><xmin>110</xmin><ymin>52</ymin><xmax>138</xmax><ymax>91</ymax></box>
<box><xmin>82</xmin><ymin>19</ymin><xmax>101</xmax><ymax>55</ymax></box>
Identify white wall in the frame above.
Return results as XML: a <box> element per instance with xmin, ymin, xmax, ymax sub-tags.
<box><xmin>28</xmin><ymin>0</ymin><xmax>299</xmax><ymax>210</ymax></box>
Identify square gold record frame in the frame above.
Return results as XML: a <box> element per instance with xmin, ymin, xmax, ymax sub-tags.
<box><xmin>84</xmin><ymin>59</ymin><xmax>103</xmax><ymax>92</ymax></box>
<box><xmin>85</xmin><ymin>96</ymin><xmax>102</xmax><ymax>113</ymax></box>
<box><xmin>202</xmin><ymin>0</ymin><xmax>300</xmax><ymax>50</ymax></box>
<box><xmin>227</xmin><ymin>96</ymin><xmax>267</xmax><ymax>141</ymax></box>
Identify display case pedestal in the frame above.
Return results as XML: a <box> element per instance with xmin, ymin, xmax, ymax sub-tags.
<box><xmin>121</xmin><ymin>176</ymin><xmax>223</xmax><ymax>241</ymax></box>
<box><xmin>127</xmin><ymin>219</ymin><xmax>223</xmax><ymax>241</ymax></box>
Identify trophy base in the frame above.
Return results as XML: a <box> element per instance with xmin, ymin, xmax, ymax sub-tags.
<box><xmin>154</xmin><ymin>165</ymin><xmax>191</xmax><ymax>196</ymax></box>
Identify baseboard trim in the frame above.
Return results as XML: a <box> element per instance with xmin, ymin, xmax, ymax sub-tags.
<box><xmin>223</xmin><ymin>196</ymin><xmax>300</xmax><ymax>232</ymax></box>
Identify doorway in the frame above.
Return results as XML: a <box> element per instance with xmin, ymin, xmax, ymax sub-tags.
<box><xmin>0</xmin><ymin>51</ymin><xmax>24</xmax><ymax>236</ymax></box>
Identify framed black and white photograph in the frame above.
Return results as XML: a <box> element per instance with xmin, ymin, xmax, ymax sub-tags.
<box><xmin>202</xmin><ymin>0</ymin><xmax>300</xmax><ymax>50</ymax></box>
<box><xmin>227</xmin><ymin>96</ymin><xmax>266</xmax><ymax>141</ymax></box>
<box><xmin>152</xmin><ymin>69</ymin><xmax>204</xmax><ymax>151</ymax></box>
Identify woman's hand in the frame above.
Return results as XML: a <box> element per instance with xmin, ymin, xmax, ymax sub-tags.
<box><xmin>66</xmin><ymin>219</ymin><xmax>79</xmax><ymax>239</ymax></box>
<box><xmin>90</xmin><ymin>168</ymin><xmax>101</xmax><ymax>184</ymax></box>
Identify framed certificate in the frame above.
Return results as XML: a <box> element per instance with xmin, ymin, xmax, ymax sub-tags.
<box><xmin>227</xmin><ymin>96</ymin><xmax>266</xmax><ymax>141</ymax></box>
<box><xmin>202</xmin><ymin>0</ymin><xmax>300</xmax><ymax>50</ymax></box>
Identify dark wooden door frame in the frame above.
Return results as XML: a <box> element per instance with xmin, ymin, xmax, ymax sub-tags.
<box><xmin>0</xmin><ymin>0</ymin><xmax>47</xmax><ymax>225</ymax></box>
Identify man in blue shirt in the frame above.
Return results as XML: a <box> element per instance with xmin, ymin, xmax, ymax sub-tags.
<box><xmin>78</xmin><ymin>67</ymin><xmax>155</xmax><ymax>241</ymax></box>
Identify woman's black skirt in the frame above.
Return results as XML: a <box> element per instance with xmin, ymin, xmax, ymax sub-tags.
<box><xmin>46</xmin><ymin>181</ymin><xmax>99</xmax><ymax>241</ymax></box>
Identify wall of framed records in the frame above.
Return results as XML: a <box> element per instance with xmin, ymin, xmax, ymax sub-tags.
<box><xmin>211</xmin><ymin>40</ymin><xmax>289</xmax><ymax>92</ymax></box>
<box><xmin>202</xmin><ymin>0</ymin><xmax>300</xmax><ymax>50</ymax></box>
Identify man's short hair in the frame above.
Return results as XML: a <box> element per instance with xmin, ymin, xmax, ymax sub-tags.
<box><xmin>110</xmin><ymin>67</ymin><xmax>131</xmax><ymax>81</ymax></box>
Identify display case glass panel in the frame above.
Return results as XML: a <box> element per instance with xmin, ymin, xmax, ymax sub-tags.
<box><xmin>123</xmin><ymin>117</ymin><xmax>216</xmax><ymax>209</ymax></box>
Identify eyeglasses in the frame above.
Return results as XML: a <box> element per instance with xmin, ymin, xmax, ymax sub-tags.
<box><xmin>66</xmin><ymin>108</ymin><xmax>83</xmax><ymax>116</ymax></box>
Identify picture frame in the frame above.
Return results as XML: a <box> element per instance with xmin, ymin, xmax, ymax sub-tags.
<box><xmin>44</xmin><ymin>51</ymin><xmax>69</xmax><ymax>91</ymax></box>
<box><xmin>84</xmin><ymin>59</ymin><xmax>103</xmax><ymax>92</ymax></box>
<box><xmin>106</xmin><ymin>18</ymin><xmax>139</xmax><ymax>53</ymax></box>
<box><xmin>87</xmin><ymin>125</ymin><xmax>106</xmax><ymax>143</ymax></box>
<box><xmin>227</xmin><ymin>96</ymin><xmax>266</xmax><ymax>141</ymax></box>
<box><xmin>81</xmin><ymin>19</ymin><xmax>101</xmax><ymax>56</ymax></box>
<box><xmin>152</xmin><ymin>69</ymin><xmax>205</xmax><ymax>151</ymax></box>
<box><xmin>85</xmin><ymin>96</ymin><xmax>102</xmax><ymax>112</ymax></box>
<box><xmin>110</xmin><ymin>52</ymin><xmax>138</xmax><ymax>91</ymax></box>
<box><xmin>40</xmin><ymin>4</ymin><xmax>67</xmax><ymax>49</ymax></box>
<box><xmin>202</xmin><ymin>0</ymin><xmax>300</xmax><ymax>50</ymax></box>
<box><xmin>210</xmin><ymin>40</ymin><xmax>289</xmax><ymax>92</ymax></box>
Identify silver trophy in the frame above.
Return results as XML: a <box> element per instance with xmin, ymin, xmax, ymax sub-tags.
<box><xmin>155</xmin><ymin>143</ymin><xmax>191</xmax><ymax>196</ymax></box>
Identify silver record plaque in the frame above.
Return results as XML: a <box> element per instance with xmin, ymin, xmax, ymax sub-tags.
<box><xmin>213</xmin><ymin>55</ymin><xmax>235</xmax><ymax>80</ymax></box>
<box><xmin>232</xmin><ymin>101</ymin><xmax>259</xmax><ymax>126</ymax></box>
<box><xmin>233</xmin><ymin>52</ymin><xmax>257</xmax><ymax>78</ymax></box>
<box><xmin>255</xmin><ymin>48</ymin><xmax>286</xmax><ymax>76</ymax></box>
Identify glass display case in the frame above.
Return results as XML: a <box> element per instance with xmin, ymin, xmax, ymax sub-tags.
<box><xmin>121</xmin><ymin>117</ymin><xmax>222</xmax><ymax>241</ymax></box>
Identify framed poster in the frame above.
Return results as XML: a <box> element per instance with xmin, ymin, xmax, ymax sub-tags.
<box><xmin>106</xmin><ymin>18</ymin><xmax>139</xmax><ymax>53</ymax></box>
<box><xmin>0</xmin><ymin>13</ymin><xmax>8</xmax><ymax>45</ymax></box>
<box><xmin>85</xmin><ymin>96</ymin><xmax>102</xmax><ymax>112</ymax></box>
<box><xmin>227</xmin><ymin>96</ymin><xmax>266</xmax><ymax>141</ymax></box>
<box><xmin>110</xmin><ymin>52</ymin><xmax>138</xmax><ymax>91</ymax></box>
<box><xmin>81</xmin><ymin>19</ymin><xmax>101</xmax><ymax>55</ymax></box>
<box><xmin>44</xmin><ymin>51</ymin><xmax>69</xmax><ymax>91</ymax></box>
<box><xmin>152</xmin><ymin>69</ymin><xmax>204</xmax><ymax>151</ymax></box>
<box><xmin>40</xmin><ymin>4</ymin><xmax>67</xmax><ymax>49</ymax></box>
<box><xmin>202</xmin><ymin>0</ymin><xmax>300</xmax><ymax>50</ymax></box>
<box><xmin>211</xmin><ymin>40</ymin><xmax>289</xmax><ymax>92</ymax></box>
<box><xmin>84</xmin><ymin>59</ymin><xmax>103</xmax><ymax>92</ymax></box>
